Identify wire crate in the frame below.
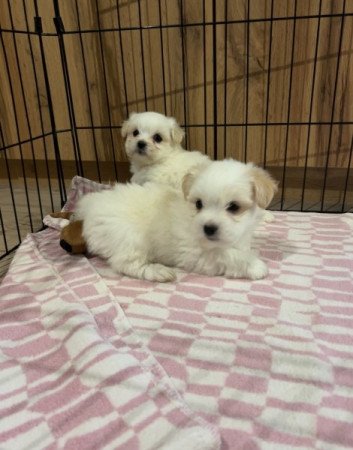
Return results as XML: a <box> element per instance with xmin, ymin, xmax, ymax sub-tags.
<box><xmin>0</xmin><ymin>0</ymin><xmax>352</xmax><ymax>262</ymax></box>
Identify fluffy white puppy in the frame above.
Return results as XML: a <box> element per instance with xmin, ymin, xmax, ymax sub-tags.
<box><xmin>121</xmin><ymin>111</ymin><xmax>210</xmax><ymax>189</ymax></box>
<box><xmin>122</xmin><ymin>111</ymin><xmax>275</xmax><ymax>222</ymax></box>
<box><xmin>76</xmin><ymin>159</ymin><xmax>277</xmax><ymax>282</ymax></box>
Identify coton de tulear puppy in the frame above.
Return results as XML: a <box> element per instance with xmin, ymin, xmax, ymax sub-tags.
<box><xmin>121</xmin><ymin>111</ymin><xmax>275</xmax><ymax>222</ymax></box>
<box><xmin>76</xmin><ymin>159</ymin><xmax>277</xmax><ymax>282</ymax></box>
<box><xmin>121</xmin><ymin>111</ymin><xmax>210</xmax><ymax>189</ymax></box>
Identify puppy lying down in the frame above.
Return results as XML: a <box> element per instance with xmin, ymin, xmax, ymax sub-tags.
<box><xmin>76</xmin><ymin>160</ymin><xmax>277</xmax><ymax>282</ymax></box>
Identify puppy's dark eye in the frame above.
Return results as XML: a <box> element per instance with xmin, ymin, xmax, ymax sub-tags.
<box><xmin>133</xmin><ymin>129</ymin><xmax>139</xmax><ymax>137</ymax></box>
<box><xmin>153</xmin><ymin>133</ymin><xmax>162</xmax><ymax>143</ymax></box>
<box><xmin>227</xmin><ymin>202</ymin><xmax>240</xmax><ymax>213</ymax></box>
<box><xmin>195</xmin><ymin>199</ymin><xmax>203</xmax><ymax>210</ymax></box>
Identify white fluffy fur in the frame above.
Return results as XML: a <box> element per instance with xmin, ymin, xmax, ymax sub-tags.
<box><xmin>121</xmin><ymin>111</ymin><xmax>276</xmax><ymax>222</ymax></box>
<box><xmin>121</xmin><ymin>111</ymin><xmax>209</xmax><ymax>189</ymax></box>
<box><xmin>76</xmin><ymin>159</ymin><xmax>277</xmax><ymax>282</ymax></box>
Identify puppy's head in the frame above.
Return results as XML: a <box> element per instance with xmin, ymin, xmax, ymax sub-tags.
<box><xmin>182</xmin><ymin>160</ymin><xmax>277</xmax><ymax>247</ymax></box>
<box><xmin>121</xmin><ymin>111</ymin><xmax>184</xmax><ymax>166</ymax></box>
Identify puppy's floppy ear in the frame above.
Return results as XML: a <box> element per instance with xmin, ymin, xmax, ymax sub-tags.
<box><xmin>182</xmin><ymin>173</ymin><xmax>195</xmax><ymax>199</ymax></box>
<box><xmin>169</xmin><ymin>118</ymin><xmax>185</xmax><ymax>145</ymax></box>
<box><xmin>248</xmin><ymin>164</ymin><xmax>278</xmax><ymax>209</ymax></box>
<box><xmin>121</xmin><ymin>112</ymin><xmax>137</xmax><ymax>138</ymax></box>
<box><xmin>182</xmin><ymin>163</ymin><xmax>208</xmax><ymax>198</ymax></box>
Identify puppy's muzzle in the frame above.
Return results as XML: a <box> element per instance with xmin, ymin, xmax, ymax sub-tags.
<box><xmin>136</xmin><ymin>140</ymin><xmax>147</xmax><ymax>155</ymax></box>
<box><xmin>203</xmin><ymin>223</ymin><xmax>218</xmax><ymax>240</ymax></box>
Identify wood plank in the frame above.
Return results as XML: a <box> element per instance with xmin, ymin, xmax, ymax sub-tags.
<box><xmin>0</xmin><ymin>0</ymin><xmax>352</xmax><ymax>170</ymax></box>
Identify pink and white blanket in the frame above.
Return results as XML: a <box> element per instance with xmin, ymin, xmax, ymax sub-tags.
<box><xmin>1</xmin><ymin>176</ymin><xmax>353</xmax><ymax>449</ymax></box>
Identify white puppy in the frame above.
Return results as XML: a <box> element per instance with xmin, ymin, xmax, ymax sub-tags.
<box><xmin>121</xmin><ymin>111</ymin><xmax>210</xmax><ymax>189</ymax></box>
<box><xmin>76</xmin><ymin>159</ymin><xmax>277</xmax><ymax>282</ymax></box>
<box><xmin>122</xmin><ymin>111</ymin><xmax>275</xmax><ymax>222</ymax></box>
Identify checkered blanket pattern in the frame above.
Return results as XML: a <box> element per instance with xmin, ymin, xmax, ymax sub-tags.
<box><xmin>95</xmin><ymin>212</ymin><xmax>353</xmax><ymax>449</ymax></box>
<box><xmin>0</xmin><ymin>229</ymin><xmax>219</xmax><ymax>449</ymax></box>
<box><xmin>1</xmin><ymin>176</ymin><xmax>353</xmax><ymax>449</ymax></box>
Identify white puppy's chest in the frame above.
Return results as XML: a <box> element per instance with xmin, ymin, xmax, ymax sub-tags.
<box><xmin>131</xmin><ymin>150</ymin><xmax>210</xmax><ymax>190</ymax></box>
<box><xmin>147</xmin><ymin>207</ymin><xmax>230</xmax><ymax>275</ymax></box>
<box><xmin>132</xmin><ymin>164</ymin><xmax>181</xmax><ymax>188</ymax></box>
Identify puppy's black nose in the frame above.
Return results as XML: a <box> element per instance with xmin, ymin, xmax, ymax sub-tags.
<box><xmin>137</xmin><ymin>140</ymin><xmax>146</xmax><ymax>149</ymax></box>
<box><xmin>204</xmin><ymin>224</ymin><xmax>218</xmax><ymax>237</ymax></box>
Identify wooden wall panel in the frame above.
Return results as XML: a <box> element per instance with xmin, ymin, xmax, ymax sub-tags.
<box><xmin>0</xmin><ymin>0</ymin><xmax>352</xmax><ymax>173</ymax></box>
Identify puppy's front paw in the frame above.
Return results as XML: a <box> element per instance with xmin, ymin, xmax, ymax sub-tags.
<box><xmin>247</xmin><ymin>259</ymin><xmax>268</xmax><ymax>280</ymax></box>
<box><xmin>262</xmin><ymin>211</ymin><xmax>275</xmax><ymax>223</ymax></box>
<box><xmin>144</xmin><ymin>264</ymin><xmax>176</xmax><ymax>282</ymax></box>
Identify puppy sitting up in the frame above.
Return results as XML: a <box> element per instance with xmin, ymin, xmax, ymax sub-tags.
<box><xmin>121</xmin><ymin>111</ymin><xmax>210</xmax><ymax>189</ymax></box>
<box><xmin>122</xmin><ymin>111</ymin><xmax>275</xmax><ymax>222</ymax></box>
<box><xmin>76</xmin><ymin>159</ymin><xmax>277</xmax><ymax>282</ymax></box>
